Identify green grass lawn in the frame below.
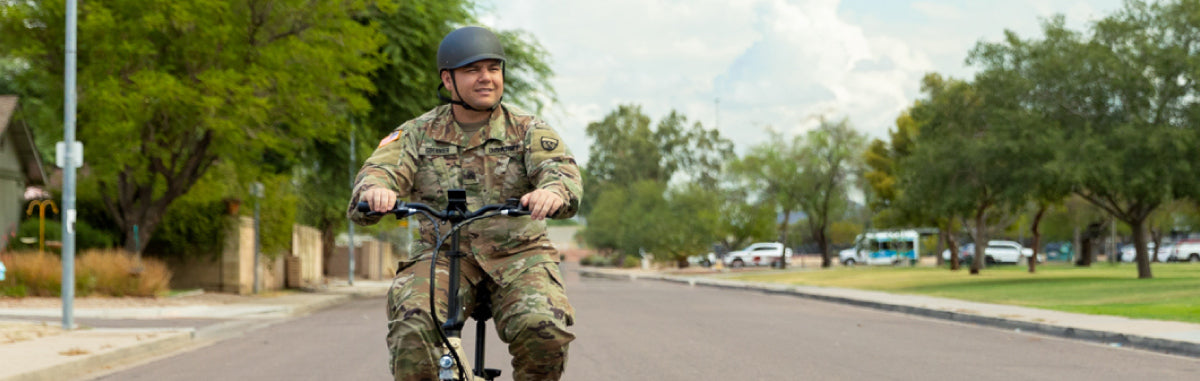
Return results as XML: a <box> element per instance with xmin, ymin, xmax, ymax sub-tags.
<box><xmin>717</xmin><ymin>262</ymin><xmax>1200</xmax><ymax>324</ymax></box>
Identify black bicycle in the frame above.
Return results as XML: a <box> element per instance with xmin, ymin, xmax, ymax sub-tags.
<box><xmin>357</xmin><ymin>189</ymin><xmax>529</xmax><ymax>381</ymax></box>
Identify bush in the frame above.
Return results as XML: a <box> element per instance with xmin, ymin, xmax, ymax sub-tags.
<box><xmin>0</xmin><ymin>249</ymin><xmax>171</xmax><ymax>297</ymax></box>
<box><xmin>6</xmin><ymin>217</ymin><xmax>118</xmax><ymax>252</ymax></box>
<box><xmin>0</xmin><ymin>251</ymin><xmax>61</xmax><ymax>296</ymax></box>
<box><xmin>621</xmin><ymin>256</ymin><xmax>641</xmax><ymax>268</ymax></box>
<box><xmin>580</xmin><ymin>254</ymin><xmax>608</xmax><ymax>267</ymax></box>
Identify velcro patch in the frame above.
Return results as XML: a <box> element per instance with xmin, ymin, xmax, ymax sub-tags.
<box><xmin>529</xmin><ymin>129</ymin><xmax>565</xmax><ymax>164</ymax></box>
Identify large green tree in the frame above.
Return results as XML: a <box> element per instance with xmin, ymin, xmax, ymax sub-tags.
<box><xmin>970</xmin><ymin>1</ymin><xmax>1200</xmax><ymax>278</ymax></box>
<box><xmin>796</xmin><ymin>118</ymin><xmax>867</xmax><ymax>268</ymax></box>
<box><xmin>0</xmin><ymin>0</ymin><xmax>384</xmax><ymax>254</ymax></box>
<box><xmin>730</xmin><ymin>130</ymin><xmax>805</xmax><ymax>268</ymax></box>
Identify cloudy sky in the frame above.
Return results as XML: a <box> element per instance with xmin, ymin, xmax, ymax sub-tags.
<box><xmin>477</xmin><ymin>0</ymin><xmax>1124</xmax><ymax>166</ymax></box>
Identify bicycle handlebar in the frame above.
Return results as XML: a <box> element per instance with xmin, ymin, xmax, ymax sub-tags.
<box><xmin>355</xmin><ymin>198</ymin><xmax>531</xmax><ymax>220</ymax></box>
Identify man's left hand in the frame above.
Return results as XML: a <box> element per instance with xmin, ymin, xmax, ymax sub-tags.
<box><xmin>520</xmin><ymin>189</ymin><xmax>564</xmax><ymax>221</ymax></box>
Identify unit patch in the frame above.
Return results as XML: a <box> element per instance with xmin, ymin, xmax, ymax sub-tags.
<box><xmin>529</xmin><ymin>129</ymin><xmax>566</xmax><ymax>164</ymax></box>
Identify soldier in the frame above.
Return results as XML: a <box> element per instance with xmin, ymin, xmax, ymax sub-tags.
<box><xmin>347</xmin><ymin>26</ymin><xmax>582</xmax><ymax>381</ymax></box>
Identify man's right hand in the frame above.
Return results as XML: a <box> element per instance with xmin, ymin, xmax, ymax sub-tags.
<box><xmin>361</xmin><ymin>187</ymin><xmax>398</xmax><ymax>213</ymax></box>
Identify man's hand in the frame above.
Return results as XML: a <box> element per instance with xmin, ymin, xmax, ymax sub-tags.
<box><xmin>520</xmin><ymin>189</ymin><xmax>564</xmax><ymax>221</ymax></box>
<box><xmin>362</xmin><ymin>187</ymin><xmax>398</xmax><ymax>213</ymax></box>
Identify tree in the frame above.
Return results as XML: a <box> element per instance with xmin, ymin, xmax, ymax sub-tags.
<box><xmin>652</xmin><ymin>184</ymin><xmax>722</xmax><ymax>267</ymax></box>
<box><xmin>1</xmin><ymin>0</ymin><xmax>384</xmax><ymax>254</ymax></box>
<box><xmin>901</xmin><ymin>74</ymin><xmax>1025</xmax><ymax>274</ymax></box>
<box><xmin>970</xmin><ymin>2</ymin><xmax>1200</xmax><ymax>278</ymax></box>
<box><xmin>730</xmin><ymin>130</ymin><xmax>805</xmax><ymax>268</ymax></box>
<box><xmin>796</xmin><ymin>118</ymin><xmax>866</xmax><ymax>268</ymax></box>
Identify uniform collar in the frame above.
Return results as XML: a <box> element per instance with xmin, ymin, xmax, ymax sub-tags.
<box><xmin>427</xmin><ymin>104</ymin><xmax>509</xmax><ymax>150</ymax></box>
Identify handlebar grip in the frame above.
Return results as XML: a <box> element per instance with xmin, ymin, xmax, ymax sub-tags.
<box><xmin>356</xmin><ymin>201</ymin><xmax>406</xmax><ymax>217</ymax></box>
<box><xmin>355</xmin><ymin>201</ymin><xmax>372</xmax><ymax>213</ymax></box>
<box><xmin>502</xmin><ymin>198</ymin><xmax>531</xmax><ymax>217</ymax></box>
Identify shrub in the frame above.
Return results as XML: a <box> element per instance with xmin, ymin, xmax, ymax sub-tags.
<box><xmin>77</xmin><ymin>249</ymin><xmax>171</xmax><ymax>297</ymax></box>
<box><xmin>621</xmin><ymin>256</ymin><xmax>641</xmax><ymax>268</ymax></box>
<box><xmin>580</xmin><ymin>254</ymin><xmax>608</xmax><ymax>267</ymax></box>
<box><xmin>0</xmin><ymin>250</ymin><xmax>171</xmax><ymax>297</ymax></box>
<box><xmin>6</xmin><ymin>218</ymin><xmax>118</xmax><ymax>253</ymax></box>
<box><xmin>0</xmin><ymin>251</ymin><xmax>62</xmax><ymax>296</ymax></box>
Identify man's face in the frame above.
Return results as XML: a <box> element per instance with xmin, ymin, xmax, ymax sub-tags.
<box><xmin>442</xmin><ymin>59</ymin><xmax>504</xmax><ymax>109</ymax></box>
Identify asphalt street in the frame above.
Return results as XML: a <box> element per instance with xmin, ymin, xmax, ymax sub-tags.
<box><xmin>87</xmin><ymin>263</ymin><xmax>1200</xmax><ymax>380</ymax></box>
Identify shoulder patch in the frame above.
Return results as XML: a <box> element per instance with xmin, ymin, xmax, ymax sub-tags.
<box><xmin>529</xmin><ymin>128</ymin><xmax>566</xmax><ymax>164</ymax></box>
<box><xmin>377</xmin><ymin>131</ymin><xmax>402</xmax><ymax>148</ymax></box>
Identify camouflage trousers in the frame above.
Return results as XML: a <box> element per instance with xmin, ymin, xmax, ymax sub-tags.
<box><xmin>386</xmin><ymin>252</ymin><xmax>575</xmax><ymax>381</ymax></box>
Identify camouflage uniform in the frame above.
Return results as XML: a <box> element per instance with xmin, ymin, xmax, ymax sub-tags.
<box><xmin>347</xmin><ymin>103</ymin><xmax>581</xmax><ymax>381</ymax></box>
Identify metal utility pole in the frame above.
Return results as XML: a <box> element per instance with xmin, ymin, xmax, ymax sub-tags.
<box><xmin>251</xmin><ymin>182</ymin><xmax>263</xmax><ymax>293</ymax></box>
<box><xmin>347</xmin><ymin>126</ymin><xmax>356</xmax><ymax>286</ymax></box>
<box><xmin>61</xmin><ymin>0</ymin><xmax>79</xmax><ymax>330</ymax></box>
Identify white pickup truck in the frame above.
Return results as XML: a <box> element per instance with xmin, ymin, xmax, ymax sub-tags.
<box><xmin>723</xmin><ymin>242</ymin><xmax>793</xmax><ymax>268</ymax></box>
<box><xmin>1174</xmin><ymin>240</ymin><xmax>1200</xmax><ymax>262</ymax></box>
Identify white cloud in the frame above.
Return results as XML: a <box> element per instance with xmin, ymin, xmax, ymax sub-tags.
<box><xmin>479</xmin><ymin>0</ymin><xmax>1123</xmax><ymax>166</ymax></box>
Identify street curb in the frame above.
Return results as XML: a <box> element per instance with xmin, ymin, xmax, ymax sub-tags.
<box><xmin>0</xmin><ymin>291</ymin><xmax>379</xmax><ymax>381</ymax></box>
<box><xmin>578</xmin><ymin>269</ymin><xmax>1200</xmax><ymax>358</ymax></box>
<box><xmin>5</xmin><ymin>330</ymin><xmax>193</xmax><ymax>381</ymax></box>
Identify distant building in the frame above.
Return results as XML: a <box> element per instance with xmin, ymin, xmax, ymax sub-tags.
<box><xmin>1</xmin><ymin>95</ymin><xmax>48</xmax><ymax>248</ymax></box>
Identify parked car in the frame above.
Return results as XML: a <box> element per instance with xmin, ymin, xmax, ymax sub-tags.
<box><xmin>1176</xmin><ymin>240</ymin><xmax>1200</xmax><ymax>262</ymax></box>
<box><xmin>1043</xmin><ymin>241</ymin><xmax>1074</xmax><ymax>262</ymax></box>
<box><xmin>0</xmin><ymin>257</ymin><xmax>5</xmax><ymax>281</ymax></box>
<box><xmin>687</xmin><ymin>252</ymin><xmax>717</xmax><ymax>267</ymax></box>
<box><xmin>941</xmin><ymin>243</ymin><xmax>974</xmax><ymax>262</ymax></box>
<box><xmin>1119</xmin><ymin>242</ymin><xmax>1175</xmax><ymax>262</ymax></box>
<box><xmin>944</xmin><ymin>241</ymin><xmax>1033</xmax><ymax>264</ymax></box>
<box><xmin>985</xmin><ymin>240</ymin><xmax>1036</xmax><ymax>264</ymax></box>
<box><xmin>723</xmin><ymin>242</ymin><xmax>793</xmax><ymax>268</ymax></box>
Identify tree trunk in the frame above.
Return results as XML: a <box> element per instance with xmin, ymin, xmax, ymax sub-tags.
<box><xmin>1028</xmin><ymin>205</ymin><xmax>1046</xmax><ymax>274</ymax></box>
<box><xmin>970</xmin><ymin>205</ymin><xmax>989</xmax><ymax>275</ymax></box>
<box><xmin>935</xmin><ymin>227</ymin><xmax>946</xmax><ymax>267</ymax></box>
<box><xmin>1149</xmin><ymin>228</ymin><xmax>1162</xmax><ymax>263</ymax></box>
<box><xmin>947</xmin><ymin>234</ymin><xmax>961</xmax><ymax>271</ymax></box>
<box><xmin>817</xmin><ymin>228</ymin><xmax>831</xmax><ymax>268</ymax></box>
<box><xmin>1131</xmin><ymin>219</ymin><xmax>1153</xmax><ymax>279</ymax></box>
<box><xmin>778</xmin><ymin>210</ymin><xmax>791</xmax><ymax>270</ymax></box>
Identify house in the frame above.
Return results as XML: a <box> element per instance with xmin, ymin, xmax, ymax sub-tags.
<box><xmin>0</xmin><ymin>95</ymin><xmax>48</xmax><ymax>248</ymax></box>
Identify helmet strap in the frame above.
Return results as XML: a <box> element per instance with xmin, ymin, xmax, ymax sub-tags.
<box><xmin>437</xmin><ymin>67</ymin><xmax>504</xmax><ymax>112</ymax></box>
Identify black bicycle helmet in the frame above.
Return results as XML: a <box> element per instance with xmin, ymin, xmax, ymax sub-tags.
<box><xmin>437</xmin><ymin>26</ymin><xmax>506</xmax><ymax>111</ymax></box>
<box><xmin>437</xmin><ymin>26</ymin><xmax>506</xmax><ymax>70</ymax></box>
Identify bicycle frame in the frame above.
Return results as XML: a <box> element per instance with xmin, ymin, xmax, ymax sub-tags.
<box><xmin>358</xmin><ymin>189</ymin><xmax>528</xmax><ymax>381</ymax></box>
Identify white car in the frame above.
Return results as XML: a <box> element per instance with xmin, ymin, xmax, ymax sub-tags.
<box><xmin>982</xmin><ymin>240</ymin><xmax>1035</xmax><ymax>264</ymax></box>
<box><xmin>723</xmin><ymin>242</ymin><xmax>793</xmax><ymax>268</ymax></box>
<box><xmin>1119</xmin><ymin>242</ymin><xmax>1175</xmax><ymax>262</ymax></box>
<box><xmin>1176</xmin><ymin>240</ymin><xmax>1200</xmax><ymax>262</ymax></box>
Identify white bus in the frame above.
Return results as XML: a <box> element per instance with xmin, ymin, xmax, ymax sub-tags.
<box><xmin>839</xmin><ymin>230</ymin><xmax>924</xmax><ymax>266</ymax></box>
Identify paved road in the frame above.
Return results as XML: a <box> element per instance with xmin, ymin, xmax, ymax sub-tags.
<box><xmin>90</xmin><ymin>264</ymin><xmax>1200</xmax><ymax>380</ymax></box>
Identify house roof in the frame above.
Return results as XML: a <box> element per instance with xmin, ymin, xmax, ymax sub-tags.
<box><xmin>0</xmin><ymin>95</ymin><xmax>47</xmax><ymax>185</ymax></box>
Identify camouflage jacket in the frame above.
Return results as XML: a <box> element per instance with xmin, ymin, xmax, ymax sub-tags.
<box><xmin>347</xmin><ymin>104</ymin><xmax>582</xmax><ymax>277</ymax></box>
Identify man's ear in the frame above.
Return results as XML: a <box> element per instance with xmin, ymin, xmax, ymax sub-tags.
<box><xmin>440</xmin><ymin>70</ymin><xmax>453</xmax><ymax>90</ymax></box>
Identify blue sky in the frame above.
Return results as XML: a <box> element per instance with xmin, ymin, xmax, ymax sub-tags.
<box><xmin>477</xmin><ymin>0</ymin><xmax>1125</xmax><ymax>166</ymax></box>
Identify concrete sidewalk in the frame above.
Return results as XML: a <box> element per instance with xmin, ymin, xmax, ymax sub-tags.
<box><xmin>578</xmin><ymin>267</ymin><xmax>1200</xmax><ymax>358</ymax></box>
<box><xmin>0</xmin><ymin>280</ymin><xmax>390</xmax><ymax>381</ymax></box>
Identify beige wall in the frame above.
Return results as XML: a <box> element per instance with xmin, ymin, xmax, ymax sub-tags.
<box><xmin>169</xmin><ymin>216</ymin><xmax>287</xmax><ymax>294</ymax></box>
<box><xmin>329</xmin><ymin>240</ymin><xmax>396</xmax><ymax>281</ymax></box>
<box><xmin>288</xmin><ymin>224</ymin><xmax>324</xmax><ymax>288</ymax></box>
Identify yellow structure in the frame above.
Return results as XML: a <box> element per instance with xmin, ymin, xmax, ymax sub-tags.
<box><xmin>25</xmin><ymin>199</ymin><xmax>57</xmax><ymax>252</ymax></box>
